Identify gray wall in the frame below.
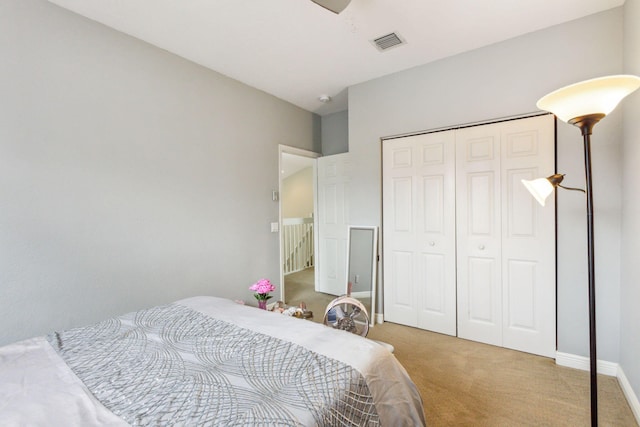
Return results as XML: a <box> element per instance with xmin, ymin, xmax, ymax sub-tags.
<box><xmin>321</xmin><ymin>110</ymin><xmax>349</xmax><ymax>155</ymax></box>
<box><xmin>621</xmin><ymin>0</ymin><xmax>640</xmax><ymax>403</ymax></box>
<box><xmin>348</xmin><ymin>7</ymin><xmax>625</xmax><ymax>364</ymax></box>
<box><xmin>0</xmin><ymin>0</ymin><xmax>318</xmax><ymax>345</ymax></box>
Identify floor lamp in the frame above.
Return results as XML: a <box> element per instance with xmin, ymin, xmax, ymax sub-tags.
<box><xmin>522</xmin><ymin>75</ymin><xmax>640</xmax><ymax>427</ymax></box>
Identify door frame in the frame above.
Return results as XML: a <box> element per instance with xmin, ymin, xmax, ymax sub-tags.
<box><xmin>278</xmin><ymin>145</ymin><xmax>320</xmax><ymax>303</ymax></box>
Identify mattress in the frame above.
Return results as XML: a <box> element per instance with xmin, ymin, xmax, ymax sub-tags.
<box><xmin>0</xmin><ymin>296</ymin><xmax>425</xmax><ymax>426</ymax></box>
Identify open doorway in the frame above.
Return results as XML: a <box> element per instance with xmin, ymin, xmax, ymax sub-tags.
<box><xmin>278</xmin><ymin>146</ymin><xmax>335</xmax><ymax>320</ymax></box>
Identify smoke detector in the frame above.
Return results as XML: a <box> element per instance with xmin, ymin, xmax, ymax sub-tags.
<box><xmin>318</xmin><ymin>95</ymin><xmax>332</xmax><ymax>103</ymax></box>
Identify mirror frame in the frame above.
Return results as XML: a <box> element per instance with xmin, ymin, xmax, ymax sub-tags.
<box><xmin>345</xmin><ymin>225</ymin><xmax>378</xmax><ymax>327</ymax></box>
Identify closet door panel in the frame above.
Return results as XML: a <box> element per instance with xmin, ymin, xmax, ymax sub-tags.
<box><xmin>383</xmin><ymin>142</ymin><xmax>418</xmax><ymax>326</ymax></box>
<box><xmin>419</xmin><ymin>176</ymin><xmax>448</xmax><ymax>317</ymax></box>
<box><xmin>505</xmin><ymin>259</ymin><xmax>536</xmax><ymax>329</ymax></box>
<box><xmin>467</xmin><ymin>172</ymin><xmax>496</xmax><ymax>235</ymax></box>
<box><xmin>508</xmin><ymin>169</ymin><xmax>537</xmax><ymax>237</ymax></box>
<box><xmin>383</xmin><ymin>132</ymin><xmax>456</xmax><ymax>335</ymax></box>
<box><xmin>467</xmin><ymin>257</ymin><xmax>499</xmax><ymax>324</ymax></box>
<box><xmin>500</xmin><ymin>115</ymin><xmax>556</xmax><ymax>357</ymax></box>
<box><xmin>415</xmin><ymin>133</ymin><xmax>457</xmax><ymax>335</ymax></box>
<box><xmin>392</xmin><ymin>177</ymin><xmax>413</xmax><ymax>233</ymax></box>
<box><xmin>386</xmin><ymin>250</ymin><xmax>416</xmax><ymax>325</ymax></box>
<box><xmin>422</xmin><ymin>176</ymin><xmax>444</xmax><ymax>233</ymax></box>
<box><xmin>456</xmin><ymin>123</ymin><xmax>503</xmax><ymax>346</ymax></box>
<box><xmin>420</xmin><ymin>253</ymin><xmax>446</xmax><ymax>312</ymax></box>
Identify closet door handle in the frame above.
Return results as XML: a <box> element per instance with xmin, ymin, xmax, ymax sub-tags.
<box><xmin>478</xmin><ymin>244</ymin><xmax>485</xmax><ymax>250</ymax></box>
<box><xmin>429</xmin><ymin>241</ymin><xmax>435</xmax><ymax>247</ymax></box>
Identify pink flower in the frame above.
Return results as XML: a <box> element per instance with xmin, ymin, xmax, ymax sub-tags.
<box><xmin>249</xmin><ymin>278</ymin><xmax>275</xmax><ymax>301</ymax></box>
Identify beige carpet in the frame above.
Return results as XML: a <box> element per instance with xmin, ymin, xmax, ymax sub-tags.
<box><xmin>284</xmin><ymin>267</ymin><xmax>336</xmax><ymax>321</ymax></box>
<box><xmin>285</xmin><ymin>268</ymin><xmax>638</xmax><ymax>426</ymax></box>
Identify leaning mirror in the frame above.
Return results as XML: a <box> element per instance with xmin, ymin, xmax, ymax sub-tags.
<box><xmin>345</xmin><ymin>225</ymin><xmax>378</xmax><ymax>327</ymax></box>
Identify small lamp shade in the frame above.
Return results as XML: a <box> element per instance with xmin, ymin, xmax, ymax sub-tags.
<box><xmin>536</xmin><ymin>75</ymin><xmax>640</xmax><ymax>122</ymax></box>
<box><xmin>522</xmin><ymin>178</ymin><xmax>555</xmax><ymax>206</ymax></box>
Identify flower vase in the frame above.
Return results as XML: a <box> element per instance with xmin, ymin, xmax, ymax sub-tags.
<box><xmin>258</xmin><ymin>300</ymin><xmax>267</xmax><ymax>310</ymax></box>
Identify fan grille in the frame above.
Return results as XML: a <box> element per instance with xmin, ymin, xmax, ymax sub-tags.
<box><xmin>323</xmin><ymin>296</ymin><xmax>369</xmax><ymax>337</ymax></box>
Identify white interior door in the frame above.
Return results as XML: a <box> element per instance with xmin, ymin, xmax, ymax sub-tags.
<box><xmin>316</xmin><ymin>153</ymin><xmax>351</xmax><ymax>296</ymax></box>
<box><xmin>383</xmin><ymin>132</ymin><xmax>457</xmax><ymax>335</ymax></box>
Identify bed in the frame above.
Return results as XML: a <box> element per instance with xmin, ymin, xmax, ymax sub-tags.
<box><xmin>0</xmin><ymin>296</ymin><xmax>425</xmax><ymax>426</ymax></box>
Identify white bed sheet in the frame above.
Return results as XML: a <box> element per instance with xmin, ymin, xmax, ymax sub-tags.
<box><xmin>0</xmin><ymin>296</ymin><xmax>425</xmax><ymax>426</ymax></box>
<box><xmin>0</xmin><ymin>336</ymin><xmax>127</xmax><ymax>426</ymax></box>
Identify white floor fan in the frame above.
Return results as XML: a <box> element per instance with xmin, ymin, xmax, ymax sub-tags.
<box><xmin>323</xmin><ymin>287</ymin><xmax>394</xmax><ymax>352</ymax></box>
<box><xmin>322</xmin><ymin>293</ymin><xmax>370</xmax><ymax>337</ymax></box>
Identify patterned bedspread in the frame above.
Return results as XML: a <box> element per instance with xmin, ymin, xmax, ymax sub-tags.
<box><xmin>47</xmin><ymin>303</ymin><xmax>380</xmax><ymax>426</ymax></box>
<box><xmin>0</xmin><ymin>296</ymin><xmax>425</xmax><ymax>426</ymax></box>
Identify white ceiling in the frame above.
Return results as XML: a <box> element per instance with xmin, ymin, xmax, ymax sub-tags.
<box><xmin>47</xmin><ymin>0</ymin><xmax>624</xmax><ymax>116</ymax></box>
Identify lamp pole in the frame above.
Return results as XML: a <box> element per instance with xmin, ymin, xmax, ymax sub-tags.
<box><xmin>568</xmin><ymin>113</ymin><xmax>604</xmax><ymax>427</ymax></box>
<box><xmin>535</xmin><ymin>74</ymin><xmax>640</xmax><ymax>427</ymax></box>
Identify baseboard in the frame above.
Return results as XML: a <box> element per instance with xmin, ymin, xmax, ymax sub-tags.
<box><xmin>617</xmin><ymin>366</ymin><xmax>640</xmax><ymax>424</ymax></box>
<box><xmin>555</xmin><ymin>351</ymin><xmax>618</xmax><ymax>376</ymax></box>
<box><xmin>556</xmin><ymin>351</ymin><xmax>640</xmax><ymax>425</ymax></box>
<box><xmin>375</xmin><ymin>313</ymin><xmax>384</xmax><ymax>324</ymax></box>
<box><xmin>350</xmin><ymin>291</ymin><xmax>369</xmax><ymax>299</ymax></box>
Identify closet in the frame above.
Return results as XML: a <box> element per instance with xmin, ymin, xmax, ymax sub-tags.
<box><xmin>382</xmin><ymin>115</ymin><xmax>556</xmax><ymax>357</ymax></box>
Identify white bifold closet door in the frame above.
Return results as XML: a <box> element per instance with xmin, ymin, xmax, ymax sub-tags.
<box><xmin>383</xmin><ymin>114</ymin><xmax>556</xmax><ymax>358</ymax></box>
<box><xmin>456</xmin><ymin>115</ymin><xmax>556</xmax><ymax>357</ymax></box>
<box><xmin>382</xmin><ymin>131</ymin><xmax>457</xmax><ymax>336</ymax></box>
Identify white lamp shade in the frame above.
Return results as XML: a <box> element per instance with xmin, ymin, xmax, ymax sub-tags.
<box><xmin>536</xmin><ymin>75</ymin><xmax>640</xmax><ymax>123</ymax></box>
<box><xmin>522</xmin><ymin>178</ymin><xmax>555</xmax><ymax>206</ymax></box>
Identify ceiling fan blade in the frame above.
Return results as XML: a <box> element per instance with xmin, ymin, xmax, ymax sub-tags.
<box><xmin>310</xmin><ymin>0</ymin><xmax>351</xmax><ymax>14</ymax></box>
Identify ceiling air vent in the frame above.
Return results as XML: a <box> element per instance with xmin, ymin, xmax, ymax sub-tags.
<box><xmin>371</xmin><ymin>32</ymin><xmax>405</xmax><ymax>52</ymax></box>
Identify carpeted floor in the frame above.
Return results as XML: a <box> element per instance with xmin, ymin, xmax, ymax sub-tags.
<box><xmin>284</xmin><ymin>268</ymin><xmax>638</xmax><ymax>426</ymax></box>
<box><xmin>283</xmin><ymin>267</ymin><xmax>371</xmax><ymax>321</ymax></box>
<box><xmin>283</xmin><ymin>267</ymin><xmax>335</xmax><ymax>321</ymax></box>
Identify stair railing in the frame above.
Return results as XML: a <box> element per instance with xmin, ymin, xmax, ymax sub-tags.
<box><xmin>283</xmin><ymin>217</ymin><xmax>314</xmax><ymax>275</ymax></box>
